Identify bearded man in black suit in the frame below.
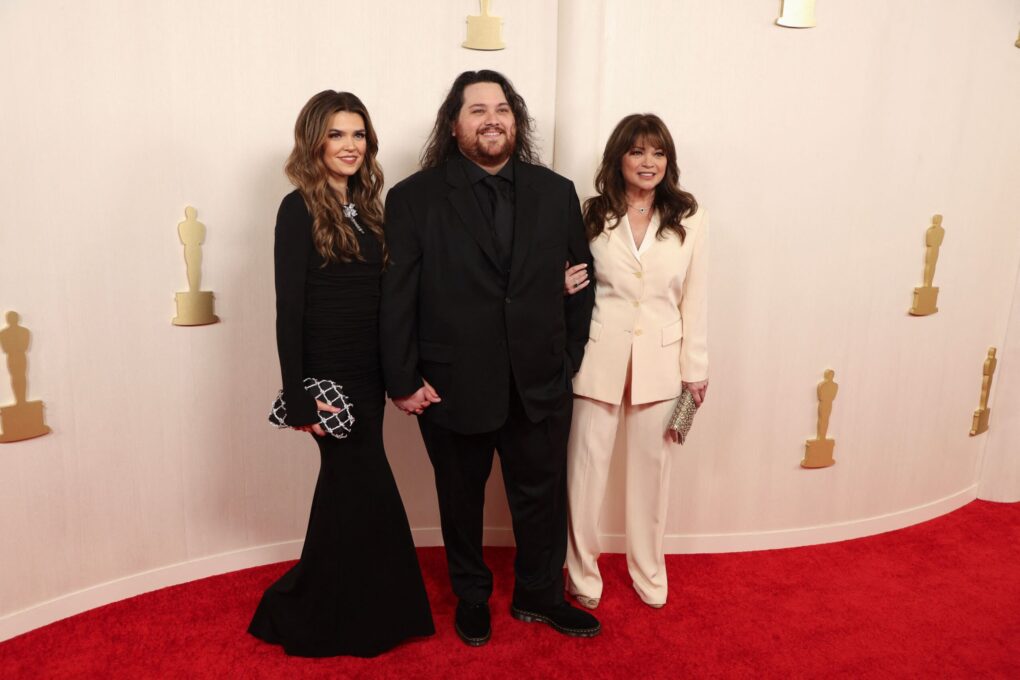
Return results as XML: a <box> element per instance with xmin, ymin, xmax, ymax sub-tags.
<box><xmin>380</xmin><ymin>70</ymin><xmax>598</xmax><ymax>646</ymax></box>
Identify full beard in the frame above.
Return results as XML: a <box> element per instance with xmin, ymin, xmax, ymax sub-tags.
<box><xmin>458</xmin><ymin>128</ymin><xmax>516</xmax><ymax>167</ymax></box>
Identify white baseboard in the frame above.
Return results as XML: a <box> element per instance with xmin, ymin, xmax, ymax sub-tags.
<box><xmin>0</xmin><ymin>486</ymin><xmax>977</xmax><ymax>643</ymax></box>
<box><xmin>977</xmin><ymin>490</ymin><xmax>1020</xmax><ymax>503</ymax></box>
<box><xmin>648</xmin><ymin>485</ymin><xmax>978</xmax><ymax>554</ymax></box>
<box><xmin>0</xmin><ymin>540</ymin><xmax>301</xmax><ymax>644</ymax></box>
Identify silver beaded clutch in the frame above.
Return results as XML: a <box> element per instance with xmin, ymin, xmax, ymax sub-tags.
<box><xmin>667</xmin><ymin>389</ymin><xmax>698</xmax><ymax>444</ymax></box>
<box><xmin>268</xmin><ymin>377</ymin><xmax>354</xmax><ymax>439</ymax></box>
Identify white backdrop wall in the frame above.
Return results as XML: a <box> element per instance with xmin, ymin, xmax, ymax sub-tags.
<box><xmin>554</xmin><ymin>0</ymin><xmax>1020</xmax><ymax>549</ymax></box>
<box><xmin>0</xmin><ymin>0</ymin><xmax>558</xmax><ymax>633</ymax></box>
<box><xmin>1</xmin><ymin>0</ymin><xmax>1018</xmax><ymax>639</ymax></box>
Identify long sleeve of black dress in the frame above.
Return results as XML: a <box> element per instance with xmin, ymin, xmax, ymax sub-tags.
<box><xmin>274</xmin><ymin>191</ymin><xmax>319</xmax><ymax>426</ymax></box>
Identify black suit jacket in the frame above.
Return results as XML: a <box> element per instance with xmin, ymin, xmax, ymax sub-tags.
<box><xmin>380</xmin><ymin>156</ymin><xmax>595</xmax><ymax>434</ymax></box>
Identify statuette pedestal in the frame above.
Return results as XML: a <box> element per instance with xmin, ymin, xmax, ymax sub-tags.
<box><xmin>910</xmin><ymin>286</ymin><xmax>939</xmax><ymax>316</ymax></box>
<box><xmin>802</xmin><ymin>439</ymin><xmax>834</xmax><ymax>468</ymax></box>
<box><xmin>173</xmin><ymin>291</ymin><xmax>218</xmax><ymax>326</ymax></box>
<box><xmin>463</xmin><ymin>0</ymin><xmax>505</xmax><ymax>50</ymax></box>
<box><xmin>0</xmin><ymin>402</ymin><xmax>50</xmax><ymax>442</ymax></box>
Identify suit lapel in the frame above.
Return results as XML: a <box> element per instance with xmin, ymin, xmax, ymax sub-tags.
<box><xmin>509</xmin><ymin>159</ymin><xmax>538</xmax><ymax>287</ymax></box>
<box><xmin>445</xmin><ymin>160</ymin><xmax>501</xmax><ymax>272</ymax></box>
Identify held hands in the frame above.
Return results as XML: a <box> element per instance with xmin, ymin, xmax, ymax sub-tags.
<box><xmin>293</xmin><ymin>399</ymin><xmax>342</xmax><ymax>437</ymax></box>
<box><xmin>668</xmin><ymin>380</ymin><xmax>709</xmax><ymax>443</ymax></box>
<box><xmin>564</xmin><ymin>261</ymin><xmax>589</xmax><ymax>296</ymax></box>
<box><xmin>392</xmin><ymin>379</ymin><xmax>442</xmax><ymax>416</ymax></box>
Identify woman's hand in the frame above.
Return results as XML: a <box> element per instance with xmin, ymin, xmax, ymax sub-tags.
<box><xmin>683</xmin><ymin>380</ymin><xmax>709</xmax><ymax>407</ymax></box>
<box><xmin>293</xmin><ymin>399</ymin><xmax>342</xmax><ymax>437</ymax></box>
<box><xmin>392</xmin><ymin>379</ymin><xmax>442</xmax><ymax>415</ymax></box>
<box><xmin>564</xmin><ymin>261</ymin><xmax>589</xmax><ymax>296</ymax></box>
<box><xmin>667</xmin><ymin>381</ymin><xmax>708</xmax><ymax>442</ymax></box>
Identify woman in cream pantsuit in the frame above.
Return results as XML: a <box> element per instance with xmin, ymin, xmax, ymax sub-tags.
<box><xmin>564</xmin><ymin>114</ymin><xmax>708</xmax><ymax>609</ymax></box>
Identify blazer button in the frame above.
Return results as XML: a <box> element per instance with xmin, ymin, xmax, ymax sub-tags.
<box><xmin>634</xmin><ymin>271</ymin><xmax>643</xmax><ymax>278</ymax></box>
<box><xmin>634</xmin><ymin>329</ymin><xmax>643</xmax><ymax>336</ymax></box>
<box><xmin>505</xmin><ymin>297</ymin><xmax>512</xmax><ymax>304</ymax></box>
<box><xmin>632</xmin><ymin>301</ymin><xmax>640</xmax><ymax>307</ymax></box>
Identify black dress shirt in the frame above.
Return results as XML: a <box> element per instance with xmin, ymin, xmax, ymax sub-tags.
<box><xmin>462</xmin><ymin>156</ymin><xmax>515</xmax><ymax>274</ymax></box>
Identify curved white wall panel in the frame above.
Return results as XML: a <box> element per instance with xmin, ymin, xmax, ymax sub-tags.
<box><xmin>1</xmin><ymin>0</ymin><xmax>1017</xmax><ymax>642</ymax></box>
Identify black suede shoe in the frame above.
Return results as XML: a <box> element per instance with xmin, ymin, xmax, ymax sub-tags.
<box><xmin>510</xmin><ymin>601</ymin><xmax>601</xmax><ymax>637</ymax></box>
<box><xmin>455</xmin><ymin>600</ymin><xmax>491</xmax><ymax>646</ymax></box>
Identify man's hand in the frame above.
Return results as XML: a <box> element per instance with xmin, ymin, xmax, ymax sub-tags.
<box><xmin>392</xmin><ymin>379</ymin><xmax>442</xmax><ymax>415</ymax></box>
<box><xmin>293</xmin><ymin>399</ymin><xmax>342</xmax><ymax>437</ymax></box>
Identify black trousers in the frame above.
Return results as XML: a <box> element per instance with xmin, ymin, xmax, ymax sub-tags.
<box><xmin>418</xmin><ymin>386</ymin><xmax>572</xmax><ymax>608</ymax></box>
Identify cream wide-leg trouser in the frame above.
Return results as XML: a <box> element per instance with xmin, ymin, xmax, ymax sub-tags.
<box><xmin>565</xmin><ymin>393</ymin><xmax>677</xmax><ymax>606</ymax></box>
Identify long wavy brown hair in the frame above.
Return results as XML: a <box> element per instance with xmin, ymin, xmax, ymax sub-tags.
<box><xmin>285</xmin><ymin>90</ymin><xmax>385</xmax><ymax>263</ymax></box>
<box><xmin>419</xmin><ymin>70</ymin><xmax>540</xmax><ymax>169</ymax></box>
<box><xmin>583</xmin><ymin>114</ymin><xmax>698</xmax><ymax>243</ymax></box>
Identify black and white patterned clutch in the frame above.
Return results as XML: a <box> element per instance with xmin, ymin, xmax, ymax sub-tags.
<box><xmin>268</xmin><ymin>377</ymin><xmax>355</xmax><ymax>439</ymax></box>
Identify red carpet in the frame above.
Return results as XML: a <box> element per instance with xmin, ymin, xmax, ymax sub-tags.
<box><xmin>2</xmin><ymin>500</ymin><xmax>1018</xmax><ymax>678</ymax></box>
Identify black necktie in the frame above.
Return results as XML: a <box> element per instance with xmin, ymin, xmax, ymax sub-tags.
<box><xmin>483</xmin><ymin>175</ymin><xmax>513</xmax><ymax>272</ymax></box>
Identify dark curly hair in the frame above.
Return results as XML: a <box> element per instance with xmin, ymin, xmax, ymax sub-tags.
<box><xmin>419</xmin><ymin>70</ymin><xmax>540</xmax><ymax>169</ymax></box>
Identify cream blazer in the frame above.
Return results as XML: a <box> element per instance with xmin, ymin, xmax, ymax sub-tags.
<box><xmin>572</xmin><ymin>208</ymin><xmax>708</xmax><ymax>405</ymax></box>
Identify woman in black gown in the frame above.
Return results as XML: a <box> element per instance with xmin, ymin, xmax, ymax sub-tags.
<box><xmin>248</xmin><ymin>90</ymin><xmax>434</xmax><ymax>657</ymax></box>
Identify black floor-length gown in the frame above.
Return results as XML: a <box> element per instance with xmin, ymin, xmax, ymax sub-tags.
<box><xmin>248</xmin><ymin>190</ymin><xmax>434</xmax><ymax>657</ymax></box>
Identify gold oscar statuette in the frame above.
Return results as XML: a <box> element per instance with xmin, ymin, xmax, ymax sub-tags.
<box><xmin>0</xmin><ymin>311</ymin><xmax>51</xmax><ymax>443</ymax></box>
<box><xmin>463</xmin><ymin>0</ymin><xmax>506</xmax><ymax>51</ymax></box>
<box><xmin>802</xmin><ymin>369</ymin><xmax>838</xmax><ymax>468</ymax></box>
<box><xmin>909</xmin><ymin>214</ymin><xmax>945</xmax><ymax>316</ymax></box>
<box><xmin>172</xmin><ymin>206</ymin><xmax>219</xmax><ymax>326</ymax></box>
<box><xmin>970</xmin><ymin>347</ymin><xmax>997</xmax><ymax>436</ymax></box>
<box><xmin>776</xmin><ymin>0</ymin><xmax>817</xmax><ymax>29</ymax></box>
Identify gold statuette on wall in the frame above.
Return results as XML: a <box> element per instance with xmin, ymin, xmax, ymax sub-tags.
<box><xmin>909</xmin><ymin>214</ymin><xmax>945</xmax><ymax>316</ymax></box>
<box><xmin>776</xmin><ymin>0</ymin><xmax>817</xmax><ymax>29</ymax></box>
<box><xmin>0</xmin><ymin>311</ymin><xmax>51</xmax><ymax>443</ymax></box>
<box><xmin>970</xmin><ymin>347</ymin><xmax>997</xmax><ymax>436</ymax></box>
<box><xmin>802</xmin><ymin>369</ymin><xmax>838</xmax><ymax>468</ymax></box>
<box><xmin>172</xmin><ymin>206</ymin><xmax>219</xmax><ymax>326</ymax></box>
<box><xmin>463</xmin><ymin>0</ymin><xmax>505</xmax><ymax>51</ymax></box>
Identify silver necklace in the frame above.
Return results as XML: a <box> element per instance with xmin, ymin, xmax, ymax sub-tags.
<box><xmin>627</xmin><ymin>203</ymin><xmax>652</xmax><ymax>215</ymax></box>
<box><xmin>342</xmin><ymin>202</ymin><xmax>365</xmax><ymax>234</ymax></box>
